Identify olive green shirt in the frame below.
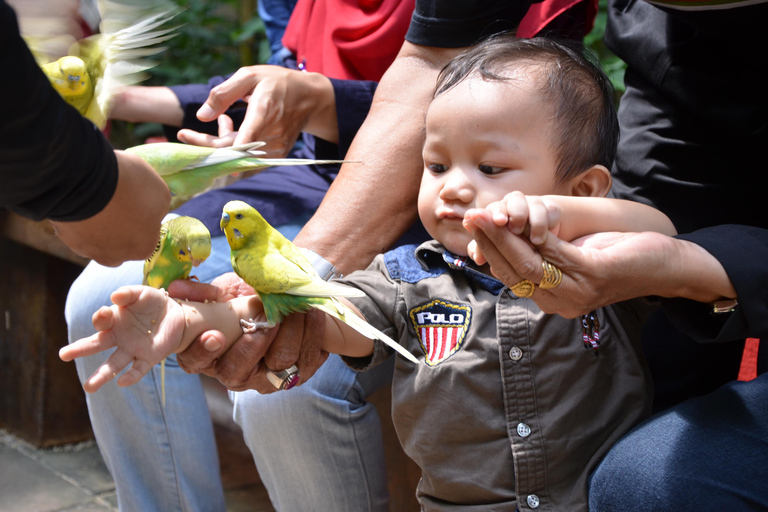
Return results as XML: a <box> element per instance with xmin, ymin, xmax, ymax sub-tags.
<box><xmin>339</xmin><ymin>241</ymin><xmax>654</xmax><ymax>511</ymax></box>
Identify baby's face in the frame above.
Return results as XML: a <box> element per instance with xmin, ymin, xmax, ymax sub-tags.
<box><xmin>419</xmin><ymin>71</ymin><xmax>569</xmax><ymax>256</ymax></box>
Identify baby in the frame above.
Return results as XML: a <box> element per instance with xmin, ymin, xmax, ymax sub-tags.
<box><xmin>63</xmin><ymin>35</ymin><xmax>675</xmax><ymax>510</ymax></box>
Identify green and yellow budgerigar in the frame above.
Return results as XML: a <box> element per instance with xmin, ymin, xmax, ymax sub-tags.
<box><xmin>143</xmin><ymin>215</ymin><xmax>212</xmax><ymax>289</ymax></box>
<box><xmin>219</xmin><ymin>200</ymin><xmax>420</xmax><ymax>364</ymax></box>
<box><xmin>143</xmin><ymin>215</ymin><xmax>212</xmax><ymax>404</ymax></box>
<box><xmin>30</xmin><ymin>1</ymin><xmax>178</xmax><ymax>129</ymax></box>
<box><xmin>126</xmin><ymin>142</ymin><xmax>345</xmax><ymax>210</ymax></box>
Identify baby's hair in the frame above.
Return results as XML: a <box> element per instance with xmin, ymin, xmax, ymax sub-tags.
<box><xmin>435</xmin><ymin>34</ymin><xmax>619</xmax><ymax>183</ymax></box>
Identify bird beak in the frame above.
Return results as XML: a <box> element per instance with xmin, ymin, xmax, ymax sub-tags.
<box><xmin>220</xmin><ymin>212</ymin><xmax>230</xmax><ymax>231</ymax></box>
<box><xmin>191</xmin><ymin>258</ymin><xmax>204</xmax><ymax>267</ymax></box>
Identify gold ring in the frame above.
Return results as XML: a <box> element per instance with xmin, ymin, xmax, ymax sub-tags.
<box><xmin>539</xmin><ymin>260</ymin><xmax>563</xmax><ymax>289</ymax></box>
<box><xmin>510</xmin><ymin>279</ymin><xmax>535</xmax><ymax>298</ymax></box>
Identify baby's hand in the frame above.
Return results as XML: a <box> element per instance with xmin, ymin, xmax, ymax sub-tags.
<box><xmin>464</xmin><ymin>192</ymin><xmax>562</xmax><ymax>265</ymax></box>
<box><xmin>59</xmin><ymin>285</ymin><xmax>186</xmax><ymax>393</ymax></box>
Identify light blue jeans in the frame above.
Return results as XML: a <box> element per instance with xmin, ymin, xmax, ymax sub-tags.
<box><xmin>65</xmin><ymin>227</ymin><xmax>392</xmax><ymax>511</ymax></box>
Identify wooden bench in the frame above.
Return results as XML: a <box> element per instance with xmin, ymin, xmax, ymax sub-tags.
<box><xmin>0</xmin><ymin>210</ymin><xmax>419</xmax><ymax>508</ymax></box>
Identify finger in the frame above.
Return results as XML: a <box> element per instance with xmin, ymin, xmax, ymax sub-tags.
<box><xmin>503</xmin><ymin>191</ymin><xmax>529</xmax><ymax>235</ymax></box>
<box><xmin>264</xmin><ymin>313</ymin><xmax>303</xmax><ymax>371</ymax></box>
<box><xmin>117</xmin><ymin>358</ymin><xmax>153</xmax><ymax>388</ymax></box>
<box><xmin>466</xmin><ymin>239</ymin><xmax>487</xmax><ymax>266</ymax></box>
<box><xmin>177</xmin><ymin>128</ymin><xmax>237</xmax><ymax>148</ymax></box>
<box><xmin>176</xmin><ymin>330</ymin><xmax>228</xmax><ymax>374</ymax></box>
<box><xmin>234</xmin><ymin>91</ymin><xmax>273</xmax><ymax>146</ymax></box>
<box><xmin>83</xmin><ymin>346</ymin><xmax>133</xmax><ymax>393</ymax></box>
<box><xmin>110</xmin><ymin>285</ymin><xmax>147</xmax><ymax>307</ymax></box>
<box><xmin>168</xmin><ymin>279</ymin><xmax>220</xmax><ymax>303</ymax></box>
<box><xmin>91</xmin><ymin>305</ymin><xmax>115</xmax><ymax>332</ymax></box>
<box><xmin>217</xmin><ymin>114</ymin><xmax>235</xmax><ymax>137</ymax></box>
<box><xmin>59</xmin><ymin>330</ymin><xmax>117</xmax><ymax>361</ymax></box>
<box><xmin>526</xmin><ymin>196</ymin><xmax>550</xmax><ymax>245</ymax></box>
<box><xmin>197</xmin><ymin>68</ymin><xmax>262</xmax><ymax>121</ymax></box>
<box><xmin>292</xmin><ymin>308</ymin><xmax>329</xmax><ymax>384</ymax></box>
<box><xmin>485</xmin><ymin>201</ymin><xmax>509</xmax><ymax>227</ymax></box>
<box><xmin>215</xmin><ymin>327</ymin><xmax>278</xmax><ymax>389</ymax></box>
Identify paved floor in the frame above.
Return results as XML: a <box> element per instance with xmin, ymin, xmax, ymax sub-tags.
<box><xmin>0</xmin><ymin>378</ymin><xmax>275</xmax><ymax>512</ymax></box>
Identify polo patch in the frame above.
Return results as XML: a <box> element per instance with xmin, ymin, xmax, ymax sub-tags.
<box><xmin>410</xmin><ymin>299</ymin><xmax>471</xmax><ymax>366</ymax></box>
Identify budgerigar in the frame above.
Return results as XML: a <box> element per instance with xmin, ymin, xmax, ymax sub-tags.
<box><xmin>29</xmin><ymin>0</ymin><xmax>178</xmax><ymax>129</ymax></box>
<box><xmin>143</xmin><ymin>215</ymin><xmax>212</xmax><ymax>403</ymax></box>
<box><xmin>126</xmin><ymin>142</ymin><xmax>345</xmax><ymax>210</ymax></box>
<box><xmin>219</xmin><ymin>200</ymin><xmax>420</xmax><ymax>364</ymax></box>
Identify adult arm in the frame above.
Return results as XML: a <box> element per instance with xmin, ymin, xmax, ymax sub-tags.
<box><xmin>463</xmin><ymin>210</ymin><xmax>745</xmax><ymax>325</ymax></box>
<box><xmin>1</xmin><ymin>0</ymin><xmax>170</xmax><ymax>266</ymax></box>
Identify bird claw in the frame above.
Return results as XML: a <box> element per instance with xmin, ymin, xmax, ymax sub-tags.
<box><xmin>240</xmin><ymin>318</ymin><xmax>269</xmax><ymax>334</ymax></box>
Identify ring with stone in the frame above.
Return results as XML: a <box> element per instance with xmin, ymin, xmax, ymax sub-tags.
<box><xmin>266</xmin><ymin>364</ymin><xmax>300</xmax><ymax>390</ymax></box>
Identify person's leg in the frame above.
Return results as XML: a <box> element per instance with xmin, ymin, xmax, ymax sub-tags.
<box><xmin>65</xmin><ymin>234</ymin><xmax>237</xmax><ymax>512</ymax></box>
<box><xmin>233</xmin><ymin>355</ymin><xmax>395</xmax><ymax>511</ymax></box>
<box><xmin>589</xmin><ymin>373</ymin><xmax>768</xmax><ymax>511</ymax></box>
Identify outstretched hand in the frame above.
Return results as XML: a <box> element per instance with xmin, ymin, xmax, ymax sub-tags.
<box><xmin>171</xmin><ymin>272</ymin><xmax>329</xmax><ymax>393</ymax></box>
<box><xmin>60</xmin><ymin>286</ymin><xmax>186</xmax><ymax>392</ymax></box>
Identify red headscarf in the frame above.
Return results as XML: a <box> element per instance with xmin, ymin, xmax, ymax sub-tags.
<box><xmin>282</xmin><ymin>0</ymin><xmax>597</xmax><ymax>82</ymax></box>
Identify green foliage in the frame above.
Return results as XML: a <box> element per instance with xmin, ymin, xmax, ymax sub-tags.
<box><xmin>584</xmin><ymin>0</ymin><xmax>627</xmax><ymax>101</ymax></box>
<box><xmin>146</xmin><ymin>0</ymin><xmax>269</xmax><ymax>87</ymax></box>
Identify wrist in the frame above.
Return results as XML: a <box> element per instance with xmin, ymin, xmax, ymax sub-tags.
<box><xmin>301</xmin><ymin>248</ymin><xmax>343</xmax><ymax>281</ymax></box>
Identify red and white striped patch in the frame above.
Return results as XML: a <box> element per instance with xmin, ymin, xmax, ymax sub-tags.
<box><xmin>410</xmin><ymin>299</ymin><xmax>471</xmax><ymax>366</ymax></box>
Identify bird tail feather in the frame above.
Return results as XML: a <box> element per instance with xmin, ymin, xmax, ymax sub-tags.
<box><xmin>314</xmin><ymin>299</ymin><xmax>420</xmax><ymax>364</ymax></box>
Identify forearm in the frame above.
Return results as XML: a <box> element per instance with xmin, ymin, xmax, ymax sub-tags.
<box><xmin>176</xmin><ymin>295</ymin><xmax>263</xmax><ymax>353</ymax></box>
<box><xmin>321</xmin><ymin>303</ymin><xmax>376</xmax><ymax>358</ymax></box>
<box><xmin>110</xmin><ymin>86</ymin><xmax>184</xmax><ymax>126</ymax></box>
<box><xmin>294</xmin><ymin>43</ymin><xmax>463</xmax><ymax>273</ymax></box>
<box><xmin>50</xmin><ymin>150</ymin><xmax>170</xmax><ymax>266</ymax></box>
<box><xmin>659</xmin><ymin>239</ymin><xmax>736</xmax><ymax>302</ymax></box>
<box><xmin>550</xmin><ymin>196</ymin><xmax>677</xmax><ymax>242</ymax></box>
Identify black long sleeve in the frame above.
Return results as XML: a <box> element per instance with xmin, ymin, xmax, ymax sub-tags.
<box><xmin>1</xmin><ymin>0</ymin><xmax>118</xmax><ymax>221</ymax></box>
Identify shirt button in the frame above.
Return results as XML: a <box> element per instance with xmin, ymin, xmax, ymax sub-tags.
<box><xmin>509</xmin><ymin>346</ymin><xmax>523</xmax><ymax>361</ymax></box>
<box><xmin>527</xmin><ymin>494</ymin><xmax>540</xmax><ymax>508</ymax></box>
<box><xmin>517</xmin><ymin>422</ymin><xmax>531</xmax><ymax>437</ymax></box>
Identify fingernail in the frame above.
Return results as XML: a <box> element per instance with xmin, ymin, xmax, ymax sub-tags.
<box><xmin>203</xmin><ymin>335</ymin><xmax>222</xmax><ymax>352</ymax></box>
<box><xmin>197</xmin><ymin>104</ymin><xmax>215</xmax><ymax>120</ymax></box>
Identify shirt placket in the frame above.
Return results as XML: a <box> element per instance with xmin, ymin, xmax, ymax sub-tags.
<box><xmin>497</xmin><ymin>290</ymin><xmax>550</xmax><ymax>511</ymax></box>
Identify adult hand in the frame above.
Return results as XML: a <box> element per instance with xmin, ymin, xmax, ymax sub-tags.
<box><xmin>170</xmin><ymin>273</ymin><xmax>329</xmax><ymax>393</ymax></box>
<box><xmin>51</xmin><ymin>150</ymin><xmax>170</xmax><ymax>267</ymax></box>
<box><xmin>176</xmin><ymin>65</ymin><xmax>337</xmax><ymax>155</ymax></box>
<box><xmin>463</xmin><ymin>209</ymin><xmax>735</xmax><ymax>318</ymax></box>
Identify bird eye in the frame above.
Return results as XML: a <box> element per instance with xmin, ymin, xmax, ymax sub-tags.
<box><xmin>235</xmin><ymin>213</ymin><xmax>244</xmax><ymax>219</ymax></box>
<box><xmin>179</xmin><ymin>249</ymin><xmax>186</xmax><ymax>256</ymax></box>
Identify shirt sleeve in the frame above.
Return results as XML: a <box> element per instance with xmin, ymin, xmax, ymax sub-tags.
<box><xmin>405</xmin><ymin>0</ymin><xmax>533</xmax><ymax>48</ymax></box>
<box><xmin>315</xmin><ymin>78</ymin><xmax>378</xmax><ymax>160</ymax></box>
<box><xmin>1</xmin><ymin>0</ymin><xmax>118</xmax><ymax>222</ymax></box>
<box><xmin>335</xmin><ymin>254</ymin><xmax>403</xmax><ymax>369</ymax></box>
<box><xmin>660</xmin><ymin>225</ymin><xmax>768</xmax><ymax>341</ymax></box>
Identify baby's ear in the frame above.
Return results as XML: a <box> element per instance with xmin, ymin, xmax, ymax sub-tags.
<box><xmin>569</xmin><ymin>165</ymin><xmax>611</xmax><ymax>197</ymax></box>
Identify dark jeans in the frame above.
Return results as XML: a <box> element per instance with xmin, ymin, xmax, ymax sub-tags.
<box><xmin>589</xmin><ymin>373</ymin><xmax>768</xmax><ymax>511</ymax></box>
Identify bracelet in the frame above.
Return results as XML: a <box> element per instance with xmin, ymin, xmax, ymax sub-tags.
<box><xmin>301</xmin><ymin>248</ymin><xmax>342</xmax><ymax>281</ymax></box>
<box><xmin>711</xmin><ymin>299</ymin><xmax>738</xmax><ymax>314</ymax></box>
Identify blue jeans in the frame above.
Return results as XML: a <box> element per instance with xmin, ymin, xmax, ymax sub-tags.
<box><xmin>65</xmin><ymin>224</ymin><xmax>392</xmax><ymax>511</ymax></box>
<box><xmin>589</xmin><ymin>373</ymin><xmax>768</xmax><ymax>511</ymax></box>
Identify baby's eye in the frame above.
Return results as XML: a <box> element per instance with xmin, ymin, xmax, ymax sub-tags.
<box><xmin>427</xmin><ymin>163</ymin><xmax>448</xmax><ymax>174</ymax></box>
<box><xmin>478</xmin><ymin>164</ymin><xmax>506</xmax><ymax>175</ymax></box>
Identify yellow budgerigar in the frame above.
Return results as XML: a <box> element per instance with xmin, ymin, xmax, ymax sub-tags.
<box><xmin>219</xmin><ymin>200</ymin><xmax>420</xmax><ymax>364</ymax></box>
<box><xmin>127</xmin><ymin>141</ymin><xmax>345</xmax><ymax>210</ymax></box>
<box><xmin>143</xmin><ymin>215</ymin><xmax>212</xmax><ymax>404</ymax></box>
<box><xmin>28</xmin><ymin>0</ymin><xmax>178</xmax><ymax>129</ymax></box>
